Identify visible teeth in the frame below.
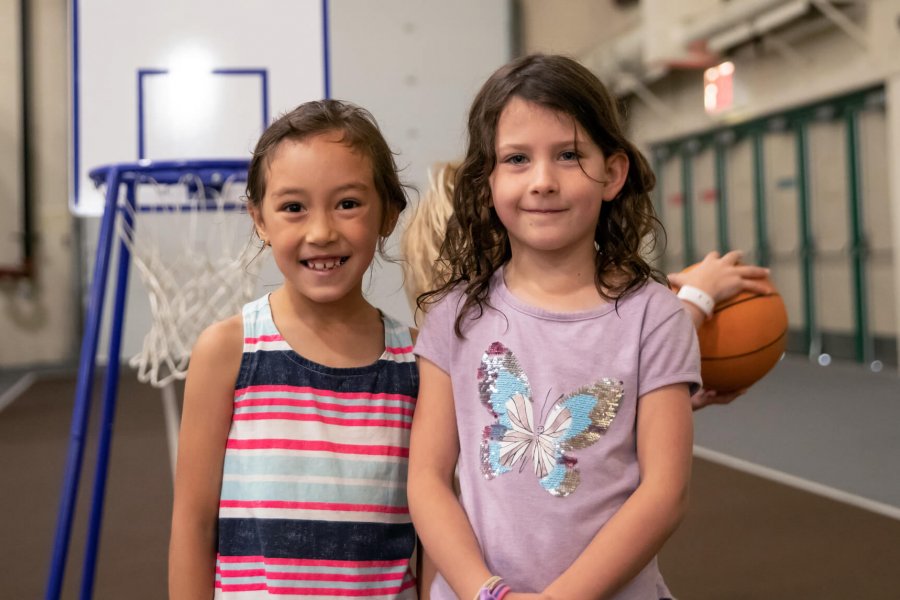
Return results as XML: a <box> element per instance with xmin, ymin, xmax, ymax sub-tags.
<box><xmin>305</xmin><ymin>258</ymin><xmax>345</xmax><ymax>271</ymax></box>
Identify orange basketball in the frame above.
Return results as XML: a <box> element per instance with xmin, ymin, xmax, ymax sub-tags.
<box><xmin>674</xmin><ymin>269</ymin><xmax>789</xmax><ymax>392</ymax></box>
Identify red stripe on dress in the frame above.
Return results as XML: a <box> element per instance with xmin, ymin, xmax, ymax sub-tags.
<box><xmin>219</xmin><ymin>570</ymin><xmax>404</xmax><ymax>583</ymax></box>
<box><xmin>244</xmin><ymin>334</ymin><xmax>285</xmax><ymax>344</ymax></box>
<box><xmin>232</xmin><ymin>412</ymin><xmax>411</xmax><ymax>429</ymax></box>
<box><xmin>218</xmin><ymin>500</ymin><xmax>409</xmax><ymax>514</ymax></box>
<box><xmin>384</xmin><ymin>345</ymin><xmax>413</xmax><ymax>355</ymax></box>
<box><xmin>235</xmin><ymin>385</ymin><xmax>415</xmax><ymax>404</ymax></box>
<box><xmin>225</xmin><ymin>438</ymin><xmax>409</xmax><ymax>457</ymax></box>
<box><xmin>217</xmin><ymin>556</ymin><xmax>409</xmax><ymax>568</ymax></box>
<box><xmin>234</xmin><ymin>397</ymin><xmax>414</xmax><ymax>417</ymax></box>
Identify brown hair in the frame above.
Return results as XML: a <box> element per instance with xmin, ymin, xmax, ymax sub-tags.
<box><xmin>420</xmin><ymin>54</ymin><xmax>666</xmax><ymax>335</ymax></box>
<box><xmin>246</xmin><ymin>99</ymin><xmax>409</xmax><ymax>249</ymax></box>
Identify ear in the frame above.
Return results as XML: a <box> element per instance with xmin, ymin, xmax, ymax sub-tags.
<box><xmin>381</xmin><ymin>204</ymin><xmax>400</xmax><ymax>238</ymax></box>
<box><xmin>248</xmin><ymin>202</ymin><xmax>268</xmax><ymax>242</ymax></box>
<box><xmin>601</xmin><ymin>152</ymin><xmax>629</xmax><ymax>201</ymax></box>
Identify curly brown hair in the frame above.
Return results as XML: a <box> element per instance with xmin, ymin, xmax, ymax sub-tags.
<box><xmin>246</xmin><ymin>99</ymin><xmax>409</xmax><ymax>251</ymax></box>
<box><xmin>420</xmin><ymin>54</ymin><xmax>666</xmax><ymax>336</ymax></box>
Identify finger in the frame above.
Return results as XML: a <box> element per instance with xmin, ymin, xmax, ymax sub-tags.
<box><xmin>739</xmin><ymin>279</ymin><xmax>774</xmax><ymax>295</ymax></box>
<box><xmin>702</xmin><ymin>250</ymin><xmax>721</xmax><ymax>262</ymax></box>
<box><xmin>734</xmin><ymin>265</ymin><xmax>770</xmax><ymax>279</ymax></box>
<box><xmin>720</xmin><ymin>249</ymin><xmax>744</xmax><ymax>265</ymax></box>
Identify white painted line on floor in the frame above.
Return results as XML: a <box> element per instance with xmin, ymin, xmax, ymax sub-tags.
<box><xmin>0</xmin><ymin>372</ymin><xmax>37</xmax><ymax>413</ymax></box>
<box><xmin>694</xmin><ymin>445</ymin><xmax>900</xmax><ymax>522</ymax></box>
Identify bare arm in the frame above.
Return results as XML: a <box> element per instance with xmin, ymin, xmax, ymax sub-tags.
<box><xmin>670</xmin><ymin>250</ymin><xmax>768</xmax><ymax>409</ymax></box>
<box><xmin>408</xmin><ymin>358</ymin><xmax>495</xmax><ymax>599</ymax></box>
<box><xmin>168</xmin><ymin>316</ymin><xmax>243</xmax><ymax>599</ymax></box>
<box><xmin>668</xmin><ymin>250</ymin><xmax>771</xmax><ymax>322</ymax></box>
<box><xmin>541</xmin><ymin>383</ymin><xmax>694</xmax><ymax>600</ymax></box>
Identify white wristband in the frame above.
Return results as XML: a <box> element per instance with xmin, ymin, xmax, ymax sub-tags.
<box><xmin>676</xmin><ymin>285</ymin><xmax>715</xmax><ymax>318</ymax></box>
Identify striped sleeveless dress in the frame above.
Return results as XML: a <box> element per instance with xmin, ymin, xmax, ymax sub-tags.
<box><xmin>215</xmin><ymin>295</ymin><xmax>419</xmax><ymax>599</ymax></box>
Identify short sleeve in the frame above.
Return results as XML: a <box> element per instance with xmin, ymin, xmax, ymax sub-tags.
<box><xmin>638</xmin><ymin>292</ymin><xmax>702</xmax><ymax>398</ymax></box>
<box><xmin>413</xmin><ymin>291</ymin><xmax>460</xmax><ymax>374</ymax></box>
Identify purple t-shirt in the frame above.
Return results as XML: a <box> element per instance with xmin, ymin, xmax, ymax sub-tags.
<box><xmin>414</xmin><ymin>269</ymin><xmax>701</xmax><ymax>599</ymax></box>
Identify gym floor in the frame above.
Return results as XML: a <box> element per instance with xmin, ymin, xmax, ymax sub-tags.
<box><xmin>1</xmin><ymin>355</ymin><xmax>898</xmax><ymax>598</ymax></box>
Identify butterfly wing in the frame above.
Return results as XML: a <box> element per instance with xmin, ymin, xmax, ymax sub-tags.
<box><xmin>477</xmin><ymin>342</ymin><xmax>534</xmax><ymax>478</ymax></box>
<box><xmin>536</xmin><ymin>378</ymin><xmax>624</xmax><ymax>497</ymax></box>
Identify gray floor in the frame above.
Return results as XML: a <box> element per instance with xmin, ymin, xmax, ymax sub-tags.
<box><xmin>693</xmin><ymin>354</ymin><xmax>900</xmax><ymax>510</ymax></box>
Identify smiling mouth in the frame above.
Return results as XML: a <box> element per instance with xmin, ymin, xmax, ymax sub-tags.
<box><xmin>301</xmin><ymin>257</ymin><xmax>348</xmax><ymax>271</ymax></box>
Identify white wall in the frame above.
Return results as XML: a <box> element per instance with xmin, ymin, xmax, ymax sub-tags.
<box><xmin>84</xmin><ymin>0</ymin><xmax>511</xmax><ymax>364</ymax></box>
<box><xmin>0</xmin><ymin>0</ymin><xmax>75</xmax><ymax>368</ymax></box>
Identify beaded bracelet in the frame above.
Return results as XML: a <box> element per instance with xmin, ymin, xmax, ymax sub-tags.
<box><xmin>474</xmin><ymin>575</ymin><xmax>510</xmax><ymax>600</ymax></box>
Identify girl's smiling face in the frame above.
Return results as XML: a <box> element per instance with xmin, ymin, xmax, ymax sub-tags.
<box><xmin>251</xmin><ymin>130</ymin><xmax>385</xmax><ymax>308</ymax></box>
<box><xmin>489</xmin><ymin>96</ymin><xmax>628</xmax><ymax>267</ymax></box>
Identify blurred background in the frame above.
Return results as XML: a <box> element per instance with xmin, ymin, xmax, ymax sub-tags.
<box><xmin>2</xmin><ymin>0</ymin><xmax>899</xmax><ymax>598</ymax></box>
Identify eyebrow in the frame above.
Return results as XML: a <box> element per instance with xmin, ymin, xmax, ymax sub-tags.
<box><xmin>496</xmin><ymin>139</ymin><xmax>587</xmax><ymax>152</ymax></box>
<box><xmin>270</xmin><ymin>181</ymin><xmax>371</xmax><ymax>198</ymax></box>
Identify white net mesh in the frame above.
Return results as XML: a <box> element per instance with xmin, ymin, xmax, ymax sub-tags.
<box><xmin>116</xmin><ymin>173</ymin><xmax>261</xmax><ymax>388</ymax></box>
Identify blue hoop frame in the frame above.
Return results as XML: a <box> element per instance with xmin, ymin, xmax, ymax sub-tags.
<box><xmin>46</xmin><ymin>159</ymin><xmax>250</xmax><ymax>599</ymax></box>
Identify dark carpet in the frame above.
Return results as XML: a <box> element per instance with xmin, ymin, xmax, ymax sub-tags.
<box><xmin>2</xmin><ymin>373</ymin><xmax>898</xmax><ymax>599</ymax></box>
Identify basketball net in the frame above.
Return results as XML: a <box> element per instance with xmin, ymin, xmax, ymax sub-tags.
<box><xmin>116</xmin><ymin>173</ymin><xmax>261</xmax><ymax>388</ymax></box>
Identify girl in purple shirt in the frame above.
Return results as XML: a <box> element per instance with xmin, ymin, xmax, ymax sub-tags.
<box><xmin>408</xmin><ymin>54</ymin><xmax>763</xmax><ymax>600</ymax></box>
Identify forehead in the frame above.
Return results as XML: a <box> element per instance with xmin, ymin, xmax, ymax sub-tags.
<box><xmin>495</xmin><ymin>97</ymin><xmax>584</xmax><ymax>141</ymax></box>
<box><xmin>269</xmin><ymin>132</ymin><xmax>373</xmax><ymax>175</ymax></box>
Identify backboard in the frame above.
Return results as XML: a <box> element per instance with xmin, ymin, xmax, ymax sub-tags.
<box><xmin>70</xmin><ymin>0</ymin><xmax>327</xmax><ymax>216</ymax></box>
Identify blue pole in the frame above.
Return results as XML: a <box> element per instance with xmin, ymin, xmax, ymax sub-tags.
<box><xmin>46</xmin><ymin>167</ymin><xmax>122</xmax><ymax>600</ymax></box>
<box><xmin>79</xmin><ymin>182</ymin><xmax>135</xmax><ymax>598</ymax></box>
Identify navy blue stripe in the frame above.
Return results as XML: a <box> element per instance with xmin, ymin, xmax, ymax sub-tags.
<box><xmin>218</xmin><ymin>518</ymin><xmax>415</xmax><ymax>561</ymax></box>
<box><xmin>237</xmin><ymin>352</ymin><xmax>418</xmax><ymax>399</ymax></box>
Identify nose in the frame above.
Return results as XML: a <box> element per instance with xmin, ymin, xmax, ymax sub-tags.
<box><xmin>305</xmin><ymin>210</ymin><xmax>338</xmax><ymax>245</ymax></box>
<box><xmin>529</xmin><ymin>160</ymin><xmax>558</xmax><ymax>195</ymax></box>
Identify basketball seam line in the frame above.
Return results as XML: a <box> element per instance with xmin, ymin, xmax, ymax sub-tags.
<box><xmin>714</xmin><ymin>292</ymin><xmax>781</xmax><ymax>313</ymax></box>
<box><xmin>702</xmin><ymin>329</ymin><xmax>788</xmax><ymax>361</ymax></box>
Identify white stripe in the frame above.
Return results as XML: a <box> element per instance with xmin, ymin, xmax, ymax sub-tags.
<box><xmin>225</xmin><ymin>448</ymin><xmax>408</xmax><ymax>465</ymax></box>
<box><xmin>694</xmin><ymin>445</ymin><xmax>900</xmax><ymax>521</ymax></box>
<box><xmin>0</xmin><ymin>372</ymin><xmax>36</xmax><ymax>413</ymax></box>
<box><xmin>229</xmin><ymin>419</ymin><xmax>410</xmax><ymax>446</ymax></box>
<box><xmin>222</xmin><ymin>473</ymin><xmax>406</xmax><ymax>489</ymax></box>
<box><xmin>218</xmin><ymin>506</ymin><xmax>412</xmax><ymax>524</ymax></box>
<box><xmin>243</xmin><ymin>340</ymin><xmax>292</xmax><ymax>352</ymax></box>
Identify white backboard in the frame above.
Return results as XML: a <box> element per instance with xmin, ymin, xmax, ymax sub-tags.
<box><xmin>70</xmin><ymin>0</ymin><xmax>326</xmax><ymax>216</ymax></box>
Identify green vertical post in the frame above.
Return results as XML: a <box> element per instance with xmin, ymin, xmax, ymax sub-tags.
<box><xmin>652</xmin><ymin>150</ymin><xmax>667</xmax><ymax>273</ymax></box>
<box><xmin>714</xmin><ymin>142</ymin><xmax>730</xmax><ymax>253</ymax></box>
<box><xmin>845</xmin><ymin>108</ymin><xmax>870</xmax><ymax>364</ymax></box>
<box><xmin>680</xmin><ymin>150</ymin><xmax>695</xmax><ymax>265</ymax></box>
<box><xmin>794</xmin><ymin>121</ymin><xmax>817</xmax><ymax>355</ymax></box>
<box><xmin>751</xmin><ymin>131</ymin><xmax>770</xmax><ymax>266</ymax></box>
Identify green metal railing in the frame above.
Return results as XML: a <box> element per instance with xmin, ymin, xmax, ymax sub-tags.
<box><xmin>651</xmin><ymin>86</ymin><xmax>885</xmax><ymax>364</ymax></box>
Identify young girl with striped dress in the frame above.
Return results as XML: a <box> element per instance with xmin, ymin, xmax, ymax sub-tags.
<box><xmin>169</xmin><ymin>100</ymin><xmax>419</xmax><ymax>599</ymax></box>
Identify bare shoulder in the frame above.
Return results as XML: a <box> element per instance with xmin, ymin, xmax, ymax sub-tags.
<box><xmin>192</xmin><ymin>314</ymin><xmax>243</xmax><ymax>363</ymax></box>
<box><xmin>187</xmin><ymin>314</ymin><xmax>244</xmax><ymax>390</ymax></box>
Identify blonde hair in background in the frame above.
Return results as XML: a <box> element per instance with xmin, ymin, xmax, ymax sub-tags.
<box><xmin>400</xmin><ymin>162</ymin><xmax>459</xmax><ymax>323</ymax></box>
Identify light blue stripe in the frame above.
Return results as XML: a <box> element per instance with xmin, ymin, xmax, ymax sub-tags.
<box><xmin>239</xmin><ymin>578</ymin><xmax>403</xmax><ymax>591</ymax></box>
<box><xmin>217</xmin><ymin>561</ymin><xmax>406</xmax><ymax>576</ymax></box>
<box><xmin>219</xmin><ymin>479</ymin><xmax>408</xmax><ymax>506</ymax></box>
<box><xmin>222</xmin><ymin>454</ymin><xmax>408</xmax><ymax>479</ymax></box>
<box><xmin>234</xmin><ymin>404</ymin><xmax>412</xmax><ymax>423</ymax></box>
<box><xmin>235</xmin><ymin>390</ymin><xmax>414</xmax><ymax>408</ymax></box>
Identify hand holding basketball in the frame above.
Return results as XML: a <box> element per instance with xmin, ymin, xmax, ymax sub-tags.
<box><xmin>671</xmin><ymin>252</ymin><xmax>788</xmax><ymax>393</ymax></box>
<box><xmin>667</xmin><ymin>250</ymin><xmax>771</xmax><ymax>303</ymax></box>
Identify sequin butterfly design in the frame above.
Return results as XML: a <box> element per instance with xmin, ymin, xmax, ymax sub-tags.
<box><xmin>478</xmin><ymin>341</ymin><xmax>623</xmax><ymax>497</ymax></box>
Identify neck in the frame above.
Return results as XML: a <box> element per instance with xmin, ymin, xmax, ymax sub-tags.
<box><xmin>274</xmin><ymin>285</ymin><xmax>378</xmax><ymax>326</ymax></box>
<box><xmin>504</xmin><ymin>249</ymin><xmax>604</xmax><ymax>311</ymax></box>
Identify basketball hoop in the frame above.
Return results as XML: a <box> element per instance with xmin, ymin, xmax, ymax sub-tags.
<box><xmin>114</xmin><ymin>169</ymin><xmax>260</xmax><ymax>387</ymax></box>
